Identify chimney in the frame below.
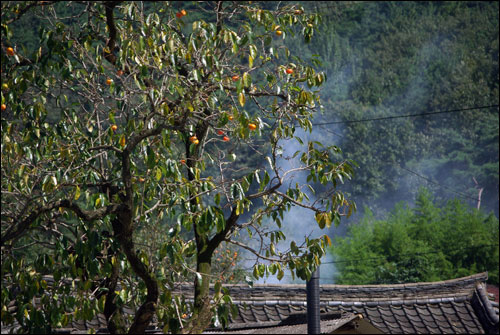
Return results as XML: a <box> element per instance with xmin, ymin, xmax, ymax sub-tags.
<box><xmin>307</xmin><ymin>267</ymin><xmax>321</xmax><ymax>334</ymax></box>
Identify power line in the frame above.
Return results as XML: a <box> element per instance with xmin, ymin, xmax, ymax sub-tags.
<box><xmin>313</xmin><ymin>104</ymin><xmax>499</xmax><ymax>126</ymax></box>
<box><xmin>321</xmin><ymin>127</ymin><xmax>480</xmax><ymax>202</ymax></box>
<box><xmin>397</xmin><ymin>165</ymin><xmax>478</xmax><ymax>201</ymax></box>
<box><xmin>315</xmin><ymin>106</ymin><xmax>494</xmax><ymax>201</ymax></box>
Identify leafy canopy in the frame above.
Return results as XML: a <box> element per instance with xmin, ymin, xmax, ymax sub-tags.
<box><xmin>1</xmin><ymin>1</ymin><xmax>354</xmax><ymax>333</ymax></box>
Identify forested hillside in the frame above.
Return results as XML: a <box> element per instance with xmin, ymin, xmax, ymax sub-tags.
<box><xmin>295</xmin><ymin>1</ymin><xmax>499</xmax><ymax>285</ymax></box>
<box><xmin>297</xmin><ymin>1</ymin><xmax>499</xmax><ymax>218</ymax></box>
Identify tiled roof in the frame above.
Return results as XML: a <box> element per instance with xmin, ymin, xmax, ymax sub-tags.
<box><xmin>179</xmin><ymin>272</ymin><xmax>499</xmax><ymax>334</ymax></box>
<box><xmin>204</xmin><ymin>312</ymin><xmax>371</xmax><ymax>334</ymax></box>
<box><xmin>2</xmin><ymin>272</ymin><xmax>498</xmax><ymax>334</ymax></box>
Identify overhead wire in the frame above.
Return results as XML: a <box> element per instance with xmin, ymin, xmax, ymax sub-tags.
<box><xmin>267</xmin><ymin>104</ymin><xmax>498</xmax><ymax>282</ymax></box>
<box><xmin>319</xmin><ymin>128</ymin><xmax>479</xmax><ymax>201</ymax></box>
<box><xmin>312</xmin><ymin>104</ymin><xmax>499</xmax><ymax>126</ymax></box>
<box><xmin>313</xmin><ymin>104</ymin><xmax>499</xmax><ymax>201</ymax></box>
<box><xmin>397</xmin><ymin>165</ymin><xmax>479</xmax><ymax>201</ymax></box>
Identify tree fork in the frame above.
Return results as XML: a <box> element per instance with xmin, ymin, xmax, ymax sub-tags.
<box><xmin>111</xmin><ymin>149</ymin><xmax>159</xmax><ymax>334</ymax></box>
<box><xmin>182</xmin><ymin>116</ymin><xmax>218</xmax><ymax>333</ymax></box>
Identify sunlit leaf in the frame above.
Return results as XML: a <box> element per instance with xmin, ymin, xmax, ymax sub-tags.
<box><xmin>238</xmin><ymin>92</ymin><xmax>245</xmax><ymax>107</ymax></box>
<box><xmin>74</xmin><ymin>185</ymin><xmax>81</xmax><ymax>200</ymax></box>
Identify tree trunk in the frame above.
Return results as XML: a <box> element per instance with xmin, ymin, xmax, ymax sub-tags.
<box><xmin>183</xmin><ymin>252</ymin><xmax>213</xmax><ymax>334</ymax></box>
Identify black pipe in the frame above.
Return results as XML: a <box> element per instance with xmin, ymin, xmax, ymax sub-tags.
<box><xmin>307</xmin><ymin>267</ymin><xmax>321</xmax><ymax>334</ymax></box>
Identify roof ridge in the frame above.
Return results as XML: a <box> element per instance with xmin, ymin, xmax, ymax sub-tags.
<box><xmin>173</xmin><ymin>272</ymin><xmax>488</xmax><ymax>290</ymax></box>
<box><xmin>175</xmin><ymin>271</ymin><xmax>488</xmax><ymax>288</ymax></box>
<box><xmin>172</xmin><ymin>273</ymin><xmax>488</xmax><ymax>302</ymax></box>
<box><xmin>262</xmin><ymin>272</ymin><xmax>489</xmax><ymax>289</ymax></box>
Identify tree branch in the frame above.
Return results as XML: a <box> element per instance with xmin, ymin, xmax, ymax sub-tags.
<box><xmin>103</xmin><ymin>1</ymin><xmax>123</xmax><ymax>66</ymax></box>
<box><xmin>1</xmin><ymin>199</ymin><xmax>118</xmax><ymax>245</ymax></box>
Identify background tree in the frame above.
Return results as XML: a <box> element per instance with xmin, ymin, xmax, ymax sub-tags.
<box><xmin>331</xmin><ymin>188</ymin><xmax>499</xmax><ymax>285</ymax></box>
<box><xmin>296</xmin><ymin>1</ymin><xmax>499</xmax><ymax>217</ymax></box>
<box><xmin>1</xmin><ymin>1</ymin><xmax>354</xmax><ymax>333</ymax></box>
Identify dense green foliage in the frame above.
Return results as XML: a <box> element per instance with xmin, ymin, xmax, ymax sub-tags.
<box><xmin>331</xmin><ymin>188</ymin><xmax>499</xmax><ymax>285</ymax></box>
<box><xmin>300</xmin><ymin>1</ymin><xmax>499</xmax><ymax>216</ymax></box>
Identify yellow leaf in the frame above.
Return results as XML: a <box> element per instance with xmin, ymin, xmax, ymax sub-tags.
<box><xmin>238</xmin><ymin>92</ymin><xmax>245</xmax><ymax>107</ymax></box>
<box><xmin>74</xmin><ymin>185</ymin><xmax>81</xmax><ymax>200</ymax></box>
<box><xmin>315</xmin><ymin>212</ymin><xmax>331</xmax><ymax>229</ymax></box>
<box><xmin>242</xmin><ymin>72</ymin><xmax>250</xmax><ymax>87</ymax></box>
<box><xmin>323</xmin><ymin>234</ymin><xmax>332</xmax><ymax>247</ymax></box>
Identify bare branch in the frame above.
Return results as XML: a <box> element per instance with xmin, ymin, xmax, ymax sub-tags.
<box><xmin>225</xmin><ymin>239</ymin><xmax>282</xmax><ymax>263</ymax></box>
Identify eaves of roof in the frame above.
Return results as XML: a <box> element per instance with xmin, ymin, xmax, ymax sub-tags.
<box><xmin>2</xmin><ymin>272</ymin><xmax>498</xmax><ymax>334</ymax></box>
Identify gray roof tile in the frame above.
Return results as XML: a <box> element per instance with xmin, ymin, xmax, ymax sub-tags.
<box><xmin>3</xmin><ymin>272</ymin><xmax>497</xmax><ymax>334</ymax></box>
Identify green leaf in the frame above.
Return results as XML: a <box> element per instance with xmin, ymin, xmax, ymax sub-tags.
<box><xmin>214</xmin><ymin>281</ymin><xmax>221</xmax><ymax>295</ymax></box>
<box><xmin>249</xmin><ymin>44</ymin><xmax>257</xmax><ymax>59</ymax></box>
<box><xmin>147</xmin><ymin>146</ymin><xmax>156</xmax><ymax>169</ymax></box>
<box><xmin>193</xmin><ymin>69</ymin><xmax>200</xmax><ymax>81</ymax></box>
<box><xmin>253</xmin><ymin>266</ymin><xmax>259</xmax><ymax>279</ymax></box>
<box><xmin>277</xmin><ymin>268</ymin><xmax>284</xmax><ymax>281</ymax></box>
<box><xmin>262</xmin><ymin>171</ymin><xmax>270</xmax><ymax>187</ymax></box>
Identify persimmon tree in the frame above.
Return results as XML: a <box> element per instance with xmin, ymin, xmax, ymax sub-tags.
<box><xmin>1</xmin><ymin>1</ymin><xmax>355</xmax><ymax>334</ymax></box>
